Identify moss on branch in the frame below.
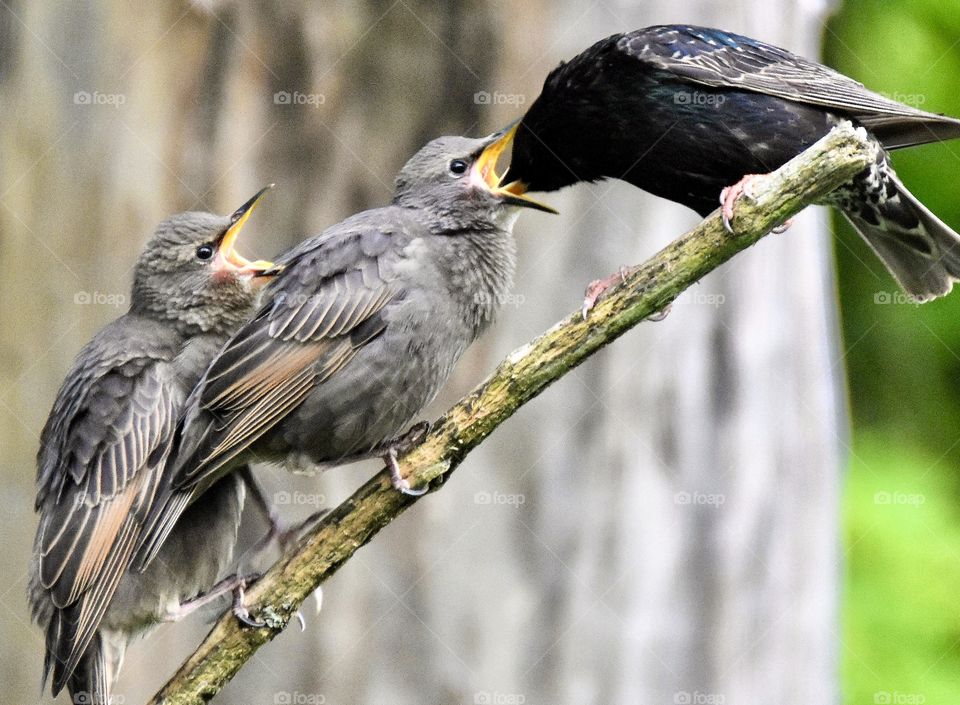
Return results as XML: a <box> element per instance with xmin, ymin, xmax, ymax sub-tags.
<box><xmin>149</xmin><ymin>123</ymin><xmax>875</xmax><ymax>705</ymax></box>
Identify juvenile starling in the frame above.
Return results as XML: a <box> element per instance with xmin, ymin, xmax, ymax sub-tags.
<box><xmin>507</xmin><ymin>24</ymin><xmax>960</xmax><ymax>301</ymax></box>
<box><xmin>136</xmin><ymin>129</ymin><xmax>554</xmax><ymax>573</ymax></box>
<box><xmin>29</xmin><ymin>188</ymin><xmax>274</xmax><ymax>705</ymax></box>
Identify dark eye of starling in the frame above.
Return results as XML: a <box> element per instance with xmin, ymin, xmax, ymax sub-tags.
<box><xmin>448</xmin><ymin>159</ymin><xmax>469</xmax><ymax>177</ymax></box>
<box><xmin>196</xmin><ymin>244</ymin><xmax>215</xmax><ymax>261</ymax></box>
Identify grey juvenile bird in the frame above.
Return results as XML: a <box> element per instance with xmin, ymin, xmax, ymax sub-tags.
<box><xmin>136</xmin><ymin>129</ymin><xmax>554</xmax><ymax>575</ymax></box>
<box><xmin>29</xmin><ymin>188</ymin><xmax>274</xmax><ymax>705</ymax></box>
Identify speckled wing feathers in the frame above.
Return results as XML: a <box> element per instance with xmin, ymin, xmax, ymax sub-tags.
<box><xmin>619</xmin><ymin>25</ymin><xmax>960</xmax><ymax>147</ymax></box>
<box><xmin>171</xmin><ymin>223</ymin><xmax>402</xmax><ymax>492</ymax></box>
<box><xmin>34</xmin><ymin>351</ymin><xmax>178</xmax><ymax>692</ymax></box>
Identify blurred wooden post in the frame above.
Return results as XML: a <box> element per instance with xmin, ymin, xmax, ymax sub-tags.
<box><xmin>469</xmin><ymin>3</ymin><xmax>842</xmax><ymax>704</ymax></box>
<box><xmin>153</xmin><ymin>122</ymin><xmax>869</xmax><ymax>705</ymax></box>
<box><xmin>0</xmin><ymin>2</ymin><xmax>842</xmax><ymax>704</ymax></box>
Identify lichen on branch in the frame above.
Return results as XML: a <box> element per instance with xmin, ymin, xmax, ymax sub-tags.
<box><xmin>149</xmin><ymin>123</ymin><xmax>875</xmax><ymax>705</ymax></box>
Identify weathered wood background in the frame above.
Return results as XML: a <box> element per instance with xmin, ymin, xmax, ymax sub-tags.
<box><xmin>0</xmin><ymin>1</ymin><xmax>841</xmax><ymax>703</ymax></box>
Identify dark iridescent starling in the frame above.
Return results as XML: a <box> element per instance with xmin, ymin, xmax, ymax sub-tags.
<box><xmin>29</xmin><ymin>189</ymin><xmax>273</xmax><ymax>705</ymax></box>
<box><xmin>507</xmin><ymin>24</ymin><xmax>960</xmax><ymax>301</ymax></box>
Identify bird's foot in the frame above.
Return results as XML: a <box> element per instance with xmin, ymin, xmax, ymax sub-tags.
<box><xmin>233</xmin><ymin>573</ymin><xmax>266</xmax><ymax>628</ymax></box>
<box><xmin>772</xmin><ymin>217</ymin><xmax>794</xmax><ymax>234</ymax></box>
<box><xmin>372</xmin><ymin>421</ymin><xmax>431</xmax><ymax>495</ymax></box>
<box><xmin>720</xmin><ymin>174</ymin><xmax>761</xmax><ymax>233</ymax></box>
<box><xmin>289</xmin><ymin>586</ymin><xmax>324</xmax><ymax>632</ymax></box>
<box><xmin>388</xmin><ymin>420</ymin><xmax>432</xmax><ymax>455</ymax></box>
<box><xmin>247</xmin><ymin>508</ymin><xmax>329</xmax><ymax>559</ymax></box>
<box><xmin>383</xmin><ymin>445</ymin><xmax>427</xmax><ymax>497</ymax></box>
<box><xmin>166</xmin><ymin>571</ymin><xmax>260</xmax><ymax>622</ymax></box>
<box><xmin>239</xmin><ymin>466</ymin><xmax>326</xmax><ymax>557</ymax></box>
<box><xmin>647</xmin><ymin>303</ymin><xmax>672</xmax><ymax>322</ymax></box>
<box><xmin>582</xmin><ymin>266</ymin><xmax>630</xmax><ymax>318</ymax></box>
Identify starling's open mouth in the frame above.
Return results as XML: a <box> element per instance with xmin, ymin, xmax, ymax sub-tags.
<box><xmin>216</xmin><ymin>184</ymin><xmax>275</xmax><ymax>277</ymax></box>
<box><xmin>473</xmin><ymin>125</ymin><xmax>558</xmax><ymax>214</ymax></box>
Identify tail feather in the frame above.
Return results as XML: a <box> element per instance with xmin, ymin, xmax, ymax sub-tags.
<box><xmin>47</xmin><ymin>608</ymin><xmax>119</xmax><ymax>704</ymax></box>
<box><xmin>68</xmin><ymin>636</ymin><xmax>110</xmax><ymax>705</ymax></box>
<box><xmin>863</xmin><ymin>113</ymin><xmax>960</xmax><ymax>150</ymax></box>
<box><xmin>47</xmin><ymin>607</ymin><xmax>77</xmax><ymax>695</ymax></box>
<box><xmin>842</xmin><ymin>171</ymin><xmax>960</xmax><ymax>301</ymax></box>
<box><xmin>47</xmin><ymin>620</ymin><xmax>112</xmax><ymax>705</ymax></box>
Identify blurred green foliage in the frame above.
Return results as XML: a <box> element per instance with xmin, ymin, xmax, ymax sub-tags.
<box><xmin>824</xmin><ymin>1</ymin><xmax>960</xmax><ymax>699</ymax></box>
<box><xmin>825</xmin><ymin>0</ymin><xmax>960</xmax><ymax>447</ymax></box>
<box><xmin>842</xmin><ymin>436</ymin><xmax>960</xmax><ymax>703</ymax></box>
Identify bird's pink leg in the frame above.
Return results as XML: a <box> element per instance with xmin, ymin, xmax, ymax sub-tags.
<box><xmin>164</xmin><ymin>572</ymin><xmax>260</xmax><ymax>623</ymax></box>
<box><xmin>384</xmin><ymin>446</ymin><xmax>427</xmax><ymax>496</ymax></box>
<box><xmin>232</xmin><ymin>574</ymin><xmax>267</xmax><ymax>628</ymax></box>
<box><xmin>719</xmin><ymin>174</ymin><xmax>761</xmax><ymax>233</ymax></box>
<box><xmin>240</xmin><ymin>467</ymin><xmax>327</xmax><ymax>555</ymax></box>
<box><xmin>381</xmin><ymin>421</ymin><xmax>431</xmax><ymax>496</ymax></box>
<box><xmin>719</xmin><ymin>175</ymin><xmax>795</xmax><ymax>234</ymax></box>
<box><xmin>582</xmin><ymin>266</ymin><xmax>630</xmax><ymax>318</ymax></box>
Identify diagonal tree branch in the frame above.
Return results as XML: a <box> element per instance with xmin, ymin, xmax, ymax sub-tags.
<box><xmin>149</xmin><ymin>122</ymin><xmax>876</xmax><ymax>705</ymax></box>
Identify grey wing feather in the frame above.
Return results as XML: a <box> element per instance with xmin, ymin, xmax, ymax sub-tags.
<box><xmin>135</xmin><ymin>223</ymin><xmax>401</xmax><ymax>572</ymax></box>
<box><xmin>33</xmin><ymin>350</ymin><xmax>179</xmax><ymax>693</ymax></box>
<box><xmin>173</xmin><ymin>220</ymin><xmax>403</xmax><ymax>491</ymax></box>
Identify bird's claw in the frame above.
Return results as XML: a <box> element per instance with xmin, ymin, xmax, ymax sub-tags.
<box><xmin>384</xmin><ymin>446</ymin><xmax>428</xmax><ymax>496</ymax></box>
<box><xmin>582</xmin><ymin>266</ymin><xmax>630</xmax><ymax>319</ymax></box>
<box><xmin>234</xmin><ymin>606</ymin><xmax>265</xmax><ymax>629</ymax></box>
<box><xmin>720</xmin><ymin>174</ymin><xmax>760</xmax><ymax>233</ymax></box>
<box><xmin>233</xmin><ymin>574</ymin><xmax>266</xmax><ymax>628</ymax></box>
<box><xmin>648</xmin><ymin>303</ymin><xmax>672</xmax><ymax>322</ymax></box>
<box><xmin>165</xmin><ymin>571</ymin><xmax>260</xmax><ymax>622</ymax></box>
<box><xmin>278</xmin><ymin>509</ymin><xmax>329</xmax><ymax>546</ymax></box>
<box><xmin>291</xmin><ymin>509</ymin><xmax>329</xmax><ymax>538</ymax></box>
<box><xmin>244</xmin><ymin>508</ymin><xmax>328</xmax><ymax>562</ymax></box>
<box><xmin>772</xmin><ymin>217</ymin><xmax>794</xmax><ymax>234</ymax></box>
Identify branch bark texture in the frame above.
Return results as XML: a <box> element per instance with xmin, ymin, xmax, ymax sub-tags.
<box><xmin>149</xmin><ymin>123</ymin><xmax>876</xmax><ymax>704</ymax></box>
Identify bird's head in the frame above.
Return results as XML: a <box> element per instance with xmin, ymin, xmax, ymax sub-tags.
<box><xmin>392</xmin><ymin>127</ymin><xmax>557</xmax><ymax>227</ymax></box>
<box><xmin>131</xmin><ymin>185</ymin><xmax>275</xmax><ymax>335</ymax></box>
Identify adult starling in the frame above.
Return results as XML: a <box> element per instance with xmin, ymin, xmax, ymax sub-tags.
<box><xmin>136</xmin><ymin>129</ymin><xmax>554</xmax><ymax>573</ymax></box>
<box><xmin>507</xmin><ymin>24</ymin><xmax>960</xmax><ymax>301</ymax></box>
<box><xmin>29</xmin><ymin>188</ymin><xmax>274</xmax><ymax>705</ymax></box>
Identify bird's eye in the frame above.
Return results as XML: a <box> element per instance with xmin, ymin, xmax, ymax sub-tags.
<box><xmin>448</xmin><ymin>159</ymin><xmax>469</xmax><ymax>177</ymax></box>
<box><xmin>196</xmin><ymin>244</ymin><xmax>215</xmax><ymax>261</ymax></box>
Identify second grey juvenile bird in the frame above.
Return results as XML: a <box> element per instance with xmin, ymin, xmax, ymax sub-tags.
<box><xmin>138</xmin><ymin>129</ymin><xmax>554</xmax><ymax>569</ymax></box>
<box><xmin>29</xmin><ymin>188</ymin><xmax>274</xmax><ymax>705</ymax></box>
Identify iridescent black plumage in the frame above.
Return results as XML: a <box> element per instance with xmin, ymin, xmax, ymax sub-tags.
<box><xmin>508</xmin><ymin>25</ymin><xmax>960</xmax><ymax>299</ymax></box>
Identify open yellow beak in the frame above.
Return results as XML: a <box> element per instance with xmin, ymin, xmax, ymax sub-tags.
<box><xmin>216</xmin><ymin>184</ymin><xmax>275</xmax><ymax>277</ymax></box>
<box><xmin>473</xmin><ymin>125</ymin><xmax>558</xmax><ymax>214</ymax></box>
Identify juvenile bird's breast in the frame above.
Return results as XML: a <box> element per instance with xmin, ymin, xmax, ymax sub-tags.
<box><xmin>420</xmin><ymin>227</ymin><xmax>518</xmax><ymax>338</ymax></box>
